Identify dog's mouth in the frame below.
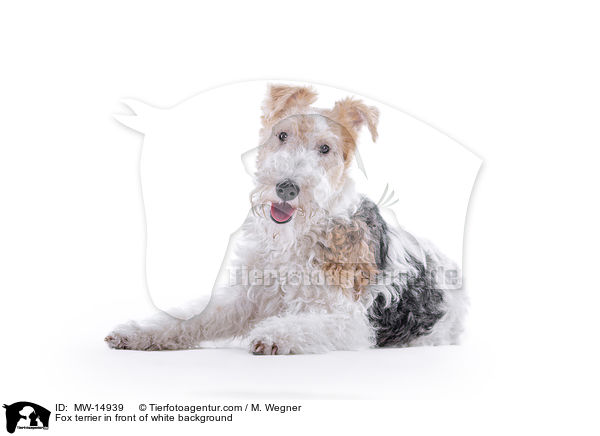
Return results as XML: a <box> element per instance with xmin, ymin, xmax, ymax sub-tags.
<box><xmin>270</xmin><ymin>202</ymin><xmax>296</xmax><ymax>224</ymax></box>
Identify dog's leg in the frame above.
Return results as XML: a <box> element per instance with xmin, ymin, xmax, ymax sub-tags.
<box><xmin>248</xmin><ymin>311</ymin><xmax>375</xmax><ymax>355</ymax></box>
<box><xmin>105</xmin><ymin>285</ymin><xmax>255</xmax><ymax>350</ymax></box>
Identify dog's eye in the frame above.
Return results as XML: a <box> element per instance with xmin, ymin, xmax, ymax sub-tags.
<box><xmin>319</xmin><ymin>144</ymin><xmax>330</xmax><ymax>154</ymax></box>
<box><xmin>278</xmin><ymin>131</ymin><xmax>288</xmax><ymax>142</ymax></box>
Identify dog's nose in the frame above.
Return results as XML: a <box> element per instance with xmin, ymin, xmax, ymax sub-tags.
<box><xmin>275</xmin><ymin>179</ymin><xmax>300</xmax><ymax>201</ymax></box>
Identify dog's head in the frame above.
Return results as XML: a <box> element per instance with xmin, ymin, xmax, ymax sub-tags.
<box><xmin>251</xmin><ymin>84</ymin><xmax>379</xmax><ymax>227</ymax></box>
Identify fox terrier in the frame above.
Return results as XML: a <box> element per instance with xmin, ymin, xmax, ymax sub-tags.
<box><xmin>105</xmin><ymin>84</ymin><xmax>467</xmax><ymax>354</ymax></box>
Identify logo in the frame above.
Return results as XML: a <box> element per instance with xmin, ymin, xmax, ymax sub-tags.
<box><xmin>3</xmin><ymin>402</ymin><xmax>50</xmax><ymax>434</ymax></box>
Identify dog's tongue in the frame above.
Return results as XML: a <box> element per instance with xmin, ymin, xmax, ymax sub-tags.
<box><xmin>270</xmin><ymin>202</ymin><xmax>295</xmax><ymax>223</ymax></box>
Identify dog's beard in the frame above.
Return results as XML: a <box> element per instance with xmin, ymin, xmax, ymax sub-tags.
<box><xmin>249</xmin><ymin>172</ymin><xmax>340</xmax><ymax>232</ymax></box>
<box><xmin>251</xmin><ymin>200</ymin><xmax>315</xmax><ymax>224</ymax></box>
<box><xmin>250</xmin><ymin>188</ymin><xmax>322</xmax><ymax>227</ymax></box>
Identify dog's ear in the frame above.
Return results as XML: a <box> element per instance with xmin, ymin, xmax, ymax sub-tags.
<box><xmin>261</xmin><ymin>84</ymin><xmax>318</xmax><ymax>125</ymax></box>
<box><xmin>328</xmin><ymin>97</ymin><xmax>379</xmax><ymax>142</ymax></box>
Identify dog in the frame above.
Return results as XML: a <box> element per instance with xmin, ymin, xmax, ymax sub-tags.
<box><xmin>105</xmin><ymin>84</ymin><xmax>467</xmax><ymax>354</ymax></box>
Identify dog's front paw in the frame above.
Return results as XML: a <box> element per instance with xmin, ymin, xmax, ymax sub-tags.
<box><xmin>104</xmin><ymin>331</ymin><xmax>132</xmax><ymax>349</ymax></box>
<box><xmin>251</xmin><ymin>340</ymin><xmax>279</xmax><ymax>355</ymax></box>
<box><xmin>105</xmin><ymin>322</ymin><xmax>159</xmax><ymax>351</ymax></box>
<box><xmin>250</xmin><ymin>338</ymin><xmax>291</xmax><ymax>355</ymax></box>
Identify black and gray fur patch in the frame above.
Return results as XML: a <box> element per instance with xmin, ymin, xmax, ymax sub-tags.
<box><xmin>353</xmin><ymin>198</ymin><xmax>390</xmax><ymax>270</ymax></box>
<box><xmin>368</xmin><ymin>253</ymin><xmax>446</xmax><ymax>346</ymax></box>
<box><xmin>356</xmin><ymin>199</ymin><xmax>446</xmax><ymax>347</ymax></box>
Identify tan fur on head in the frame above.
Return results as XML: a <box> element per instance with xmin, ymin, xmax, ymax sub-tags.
<box><xmin>259</xmin><ymin>84</ymin><xmax>379</xmax><ymax>169</ymax></box>
<box><xmin>326</xmin><ymin>97</ymin><xmax>379</xmax><ymax>142</ymax></box>
<box><xmin>324</xmin><ymin>98</ymin><xmax>379</xmax><ymax>165</ymax></box>
<box><xmin>261</xmin><ymin>85</ymin><xmax>318</xmax><ymax>127</ymax></box>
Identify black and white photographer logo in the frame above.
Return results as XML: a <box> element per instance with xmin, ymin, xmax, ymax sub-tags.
<box><xmin>3</xmin><ymin>402</ymin><xmax>50</xmax><ymax>434</ymax></box>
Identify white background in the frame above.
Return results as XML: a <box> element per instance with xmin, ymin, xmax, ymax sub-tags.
<box><xmin>0</xmin><ymin>1</ymin><xmax>598</xmax><ymax>435</ymax></box>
